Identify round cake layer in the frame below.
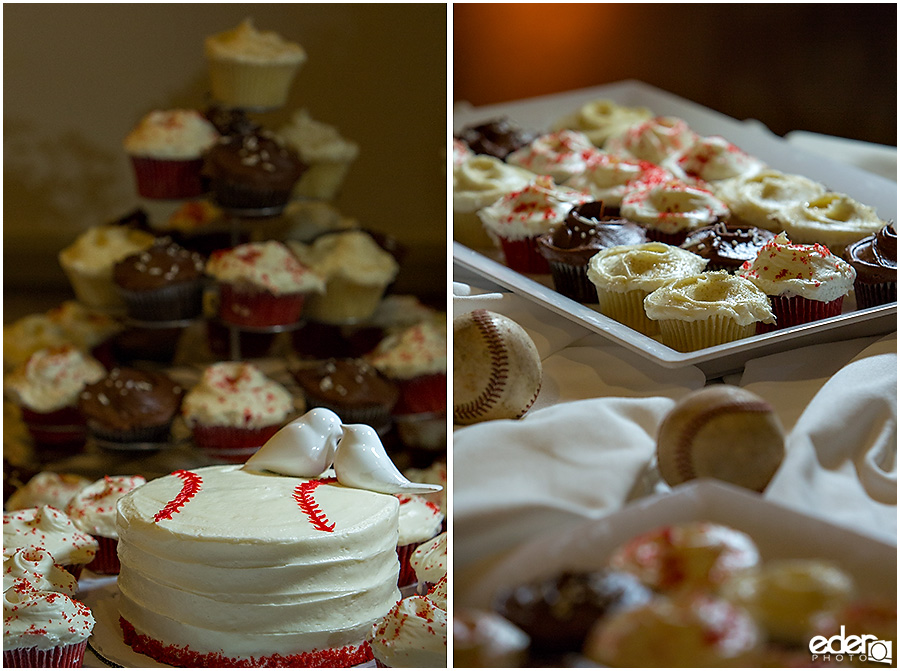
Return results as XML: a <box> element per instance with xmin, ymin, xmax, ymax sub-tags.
<box><xmin>115</xmin><ymin>465</ymin><xmax>400</xmax><ymax>662</ymax></box>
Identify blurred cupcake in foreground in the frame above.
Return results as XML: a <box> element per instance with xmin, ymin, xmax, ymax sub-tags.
<box><xmin>3</xmin><ymin>506</ymin><xmax>98</xmax><ymax>579</ymax></box>
<box><xmin>278</xmin><ymin>109</ymin><xmax>360</xmax><ymax>200</ymax></box>
<box><xmin>843</xmin><ymin>222</ymin><xmax>897</xmax><ymax>309</ymax></box>
<box><xmin>3</xmin><ymin>582</ymin><xmax>95</xmax><ymax>668</ymax></box>
<box><xmin>5</xmin><ymin>346</ymin><xmax>106</xmax><ymax>457</ymax></box>
<box><xmin>586</xmin><ymin>242</ymin><xmax>708</xmax><ymax>336</ymax></box>
<box><xmin>123</xmin><ymin>109</ymin><xmax>219</xmax><ymax>199</ymax></box>
<box><xmin>477</xmin><ymin>175</ymin><xmax>592</xmax><ymax>274</ymax></box>
<box><xmin>113</xmin><ymin>237</ymin><xmax>206</xmax><ymax>322</ymax></box>
<box><xmin>288</xmin><ymin>231</ymin><xmax>399</xmax><ymax>324</ymax></box>
<box><xmin>292</xmin><ymin>358</ymin><xmax>398</xmax><ymax>432</ymax></box>
<box><xmin>369</xmin><ymin>588</ymin><xmax>447</xmax><ymax>668</ymax></box>
<box><xmin>738</xmin><ymin>232</ymin><xmax>856</xmax><ymax>331</ymax></box>
<box><xmin>644</xmin><ymin>271</ymin><xmax>776</xmax><ymax>352</ymax></box>
<box><xmin>206</xmin><ymin>240</ymin><xmax>324</xmax><ymax>327</ymax></box>
<box><xmin>536</xmin><ymin>201</ymin><xmax>647</xmax><ymax>303</ymax></box>
<box><xmin>65</xmin><ymin>475</ymin><xmax>146</xmax><ymax>575</ymax></box>
<box><xmin>58</xmin><ymin>225</ymin><xmax>156</xmax><ymax>312</ymax></box>
<box><xmin>453</xmin><ymin>608</ymin><xmax>530</xmax><ymax>668</ymax></box>
<box><xmin>4</xmin><ymin>472</ymin><xmax>90</xmax><ymax>512</ymax></box>
<box><xmin>205</xmin><ymin>18</ymin><xmax>307</xmax><ymax>109</ymax></box>
<box><xmin>78</xmin><ymin>367</ymin><xmax>184</xmax><ymax>445</ymax></box>
<box><xmin>203</xmin><ymin>129</ymin><xmax>307</xmax><ymax>214</ymax></box>
<box><xmin>181</xmin><ymin>361</ymin><xmax>299</xmax><ymax>463</ymax></box>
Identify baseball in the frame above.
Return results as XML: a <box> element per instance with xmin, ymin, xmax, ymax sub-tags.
<box><xmin>453</xmin><ymin>309</ymin><xmax>542</xmax><ymax>425</ymax></box>
<box><xmin>656</xmin><ymin>385</ymin><xmax>786</xmax><ymax>492</ymax></box>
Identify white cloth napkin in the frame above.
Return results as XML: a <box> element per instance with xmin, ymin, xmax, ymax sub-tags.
<box><xmin>452</xmin><ymin>282</ymin><xmax>897</xmax><ymax>585</ymax></box>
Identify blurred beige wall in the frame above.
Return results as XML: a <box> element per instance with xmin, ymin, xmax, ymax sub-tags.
<box><xmin>4</xmin><ymin>3</ymin><xmax>448</xmax><ymax>315</ymax></box>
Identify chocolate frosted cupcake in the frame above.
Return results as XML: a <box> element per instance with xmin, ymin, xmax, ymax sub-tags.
<box><xmin>680</xmin><ymin>222</ymin><xmax>776</xmax><ymax>273</ymax></box>
<box><xmin>456</xmin><ymin>117</ymin><xmax>536</xmax><ymax>161</ymax></box>
<box><xmin>203</xmin><ymin>129</ymin><xmax>307</xmax><ymax>214</ymax></box>
<box><xmin>493</xmin><ymin>570</ymin><xmax>653</xmax><ymax>657</ymax></box>
<box><xmin>293</xmin><ymin>358</ymin><xmax>399</xmax><ymax>431</ymax></box>
<box><xmin>78</xmin><ymin>367</ymin><xmax>184</xmax><ymax>445</ymax></box>
<box><xmin>113</xmin><ymin>237</ymin><xmax>206</xmax><ymax>322</ymax></box>
<box><xmin>537</xmin><ymin>201</ymin><xmax>647</xmax><ymax>302</ymax></box>
<box><xmin>843</xmin><ymin>223</ymin><xmax>897</xmax><ymax>309</ymax></box>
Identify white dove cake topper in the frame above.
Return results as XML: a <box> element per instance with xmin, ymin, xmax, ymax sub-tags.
<box><xmin>243</xmin><ymin>408</ymin><xmax>443</xmax><ymax>496</ymax></box>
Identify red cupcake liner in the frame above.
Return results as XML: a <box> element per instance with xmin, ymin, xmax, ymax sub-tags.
<box><xmin>375</xmin><ymin>660</ymin><xmax>389</xmax><ymax>668</ymax></box>
<box><xmin>191</xmin><ymin>423</ymin><xmax>283</xmax><ymax>464</ymax></box>
<box><xmin>757</xmin><ymin>294</ymin><xmax>844</xmax><ymax>333</ymax></box>
<box><xmin>498</xmin><ymin>236</ymin><xmax>551</xmax><ymax>274</ymax></box>
<box><xmin>4</xmin><ymin>640</ymin><xmax>88</xmax><ymax>668</ymax></box>
<box><xmin>86</xmin><ymin>535</ymin><xmax>120</xmax><ymax>575</ymax></box>
<box><xmin>393</xmin><ymin>373</ymin><xmax>447</xmax><ymax>415</ymax></box>
<box><xmin>218</xmin><ymin>284</ymin><xmax>306</xmax><ymax>327</ymax></box>
<box><xmin>20</xmin><ymin>406</ymin><xmax>88</xmax><ymax>452</ymax></box>
<box><xmin>396</xmin><ymin>542</ymin><xmax>419</xmax><ymax>588</ymax></box>
<box><xmin>130</xmin><ymin>156</ymin><xmax>206</xmax><ymax>200</ymax></box>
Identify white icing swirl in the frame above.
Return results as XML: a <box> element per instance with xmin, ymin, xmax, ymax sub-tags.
<box><xmin>453</xmin><ymin>155</ymin><xmax>534</xmax><ymax>214</ymax></box>
<box><xmin>288</xmin><ymin>231</ymin><xmax>399</xmax><ymax>285</ymax></box>
<box><xmin>3</xmin><ymin>584</ymin><xmax>94</xmax><ymax>649</ymax></box>
<box><xmin>567</xmin><ymin>152</ymin><xmax>673</xmax><ymax>207</ymax></box>
<box><xmin>551</xmin><ymin>99</ymin><xmax>653</xmax><ymax>147</ymax></box>
<box><xmin>204</xmin><ymin>18</ymin><xmax>307</xmax><ymax>65</ymax></box>
<box><xmin>58</xmin><ymin>226</ymin><xmax>155</xmax><ymax>275</ymax></box>
<box><xmin>606</xmin><ymin>116</ymin><xmax>699</xmax><ymax>164</ymax></box>
<box><xmin>587</xmin><ymin>243</ymin><xmax>708</xmax><ymax>293</ymax></box>
<box><xmin>205</xmin><ymin>241</ymin><xmax>325</xmax><ymax>296</ymax></box>
<box><xmin>2</xmin><ymin>506</ymin><xmax>98</xmax><ymax>567</ymax></box>
<box><xmin>664</xmin><ymin>135</ymin><xmax>766</xmax><ymax>183</ymax></box>
<box><xmin>3</xmin><ymin>547</ymin><xmax>79</xmax><ymax>597</ymax></box>
<box><xmin>369</xmin><ymin>594</ymin><xmax>447</xmax><ymax>668</ymax></box>
<box><xmin>5</xmin><ymin>473</ymin><xmax>91</xmax><ymax>513</ymax></box>
<box><xmin>6</xmin><ymin>346</ymin><xmax>106</xmax><ymax>413</ymax></box>
<box><xmin>277</xmin><ymin>109</ymin><xmax>359</xmax><ymax>163</ymax></box>
<box><xmin>65</xmin><ymin>475</ymin><xmax>147</xmax><ymax>539</ymax></box>
<box><xmin>621</xmin><ymin>180</ymin><xmax>729</xmax><ymax>234</ymax></box>
<box><xmin>367</xmin><ymin>316</ymin><xmax>447</xmax><ymax>379</ymax></box>
<box><xmin>123</xmin><ymin>109</ymin><xmax>219</xmax><ymax>160</ymax></box>
<box><xmin>768</xmin><ymin>192</ymin><xmax>887</xmax><ymax>254</ymax></box>
<box><xmin>506</xmin><ymin>130</ymin><xmax>600</xmax><ymax>184</ymax></box>
<box><xmin>644</xmin><ymin>271</ymin><xmax>775</xmax><ymax>326</ymax></box>
<box><xmin>396</xmin><ymin>495</ymin><xmax>443</xmax><ymax>546</ymax></box>
<box><xmin>411</xmin><ymin>531</ymin><xmax>447</xmax><ymax>585</ymax></box>
<box><xmin>714</xmin><ymin>169</ymin><xmax>827</xmax><ymax>230</ymax></box>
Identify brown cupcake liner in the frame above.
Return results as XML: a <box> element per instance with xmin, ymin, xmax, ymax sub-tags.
<box><xmin>303</xmin><ymin>396</ymin><xmax>394</xmax><ymax>432</ymax></box>
<box><xmin>208</xmin><ymin>178</ymin><xmax>294</xmax><ymax>214</ymax></box>
<box><xmin>854</xmin><ymin>280</ymin><xmax>897</xmax><ymax>310</ymax></box>
<box><xmin>117</xmin><ymin>280</ymin><xmax>205</xmax><ymax>322</ymax></box>
<box><xmin>657</xmin><ymin>315</ymin><xmax>757</xmax><ymax>353</ymax></box>
<box><xmin>498</xmin><ymin>236</ymin><xmax>551</xmax><ymax>274</ymax></box>
<box><xmin>87</xmin><ymin>419</ymin><xmax>173</xmax><ymax>446</ymax></box>
<box><xmin>129</xmin><ymin>156</ymin><xmax>206</xmax><ymax>200</ymax></box>
<box><xmin>644</xmin><ymin>227</ymin><xmax>690</xmax><ymax>246</ymax></box>
<box><xmin>547</xmin><ymin>261</ymin><xmax>597</xmax><ymax>303</ymax></box>
<box><xmin>4</xmin><ymin>640</ymin><xmax>88</xmax><ymax>668</ymax></box>
<box><xmin>757</xmin><ymin>294</ymin><xmax>845</xmax><ymax>333</ymax></box>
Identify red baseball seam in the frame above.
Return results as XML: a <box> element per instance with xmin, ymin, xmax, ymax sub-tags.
<box><xmin>454</xmin><ymin>310</ymin><xmax>509</xmax><ymax>421</ymax></box>
<box><xmin>673</xmin><ymin>400</ymin><xmax>773</xmax><ymax>482</ymax></box>
<box><xmin>153</xmin><ymin>470</ymin><xmax>202</xmax><ymax>522</ymax></box>
<box><xmin>294</xmin><ymin>477</ymin><xmax>338</xmax><ymax>532</ymax></box>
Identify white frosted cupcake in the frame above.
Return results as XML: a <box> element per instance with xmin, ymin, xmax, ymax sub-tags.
<box><xmin>737</xmin><ymin>232</ymin><xmax>856</xmax><ymax>331</ymax></box>
<box><xmin>411</xmin><ymin>531</ymin><xmax>447</xmax><ymax>593</ymax></box>
<box><xmin>715</xmin><ymin>168</ymin><xmax>827</xmax><ymax>230</ymax></box>
<box><xmin>395</xmin><ymin>495</ymin><xmax>444</xmax><ymax>588</ymax></box>
<box><xmin>662</xmin><ymin>135</ymin><xmax>766</xmax><ymax>185</ymax></box>
<box><xmin>620</xmin><ymin>178</ymin><xmax>730</xmax><ymax>245</ymax></box>
<box><xmin>3</xmin><ymin>547</ymin><xmax>79</xmax><ymax>598</ymax></box>
<box><xmin>288</xmin><ymin>231</ymin><xmax>399</xmax><ymax>325</ymax></box>
<box><xmin>587</xmin><ymin>243</ymin><xmax>708</xmax><ymax>335</ymax></box>
<box><xmin>205</xmin><ymin>18</ymin><xmax>307</xmax><ymax>109</ymax></box>
<box><xmin>181</xmin><ymin>361</ymin><xmax>298</xmax><ymax>463</ymax></box>
<box><xmin>768</xmin><ymin>191</ymin><xmax>887</xmax><ymax>256</ymax></box>
<box><xmin>3</xmin><ymin>506</ymin><xmax>98</xmax><ymax>579</ymax></box>
<box><xmin>477</xmin><ymin>175</ymin><xmax>592</xmax><ymax>274</ymax></box>
<box><xmin>644</xmin><ymin>271</ymin><xmax>776</xmax><ymax>351</ymax></box>
<box><xmin>505</xmin><ymin>129</ymin><xmax>600</xmax><ymax>184</ymax></box>
<box><xmin>369</xmin><ymin>591</ymin><xmax>447</xmax><ymax>668</ymax></box>
<box><xmin>567</xmin><ymin>152</ymin><xmax>672</xmax><ymax>212</ymax></box>
<box><xmin>605</xmin><ymin>116</ymin><xmax>699</xmax><ymax>165</ymax></box>
<box><xmin>65</xmin><ymin>475</ymin><xmax>147</xmax><ymax>575</ymax></box>
<box><xmin>205</xmin><ymin>240</ymin><xmax>325</xmax><ymax>327</ymax></box>
<box><xmin>123</xmin><ymin>109</ymin><xmax>219</xmax><ymax>199</ymax></box>
<box><xmin>4</xmin><ymin>472</ymin><xmax>91</xmax><ymax>512</ymax></box>
<box><xmin>551</xmin><ymin>98</ymin><xmax>653</xmax><ymax>148</ymax></box>
<box><xmin>453</xmin><ymin>154</ymin><xmax>534</xmax><ymax>248</ymax></box>
<box><xmin>277</xmin><ymin>109</ymin><xmax>359</xmax><ymax>200</ymax></box>
<box><xmin>58</xmin><ymin>226</ymin><xmax>156</xmax><ymax>311</ymax></box>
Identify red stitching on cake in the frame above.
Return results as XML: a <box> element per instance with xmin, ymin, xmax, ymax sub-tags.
<box><xmin>294</xmin><ymin>477</ymin><xmax>338</xmax><ymax>532</ymax></box>
<box><xmin>153</xmin><ymin>470</ymin><xmax>202</xmax><ymax>522</ymax></box>
<box><xmin>673</xmin><ymin>400</ymin><xmax>773</xmax><ymax>482</ymax></box>
<box><xmin>455</xmin><ymin>310</ymin><xmax>510</xmax><ymax>421</ymax></box>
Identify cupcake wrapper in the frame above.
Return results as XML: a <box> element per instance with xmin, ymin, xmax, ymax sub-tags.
<box><xmin>62</xmin><ymin>563</ymin><xmax>87</xmax><ymax>581</ymax></box>
<box><xmin>60</xmin><ymin>265</ymin><xmax>125</xmax><ymax>312</ymax></box>
<box><xmin>86</xmin><ymin>535</ymin><xmax>120</xmax><ymax>575</ymax></box>
<box><xmin>757</xmin><ymin>294</ymin><xmax>845</xmax><ymax>333</ymax></box>
<box><xmin>20</xmin><ymin>407</ymin><xmax>88</xmax><ymax>451</ymax></box>
<box><xmin>594</xmin><ymin>286</ymin><xmax>658</xmax><ymax>336</ymax></box>
<box><xmin>644</xmin><ymin>228</ymin><xmax>690</xmax><ymax>246</ymax></box>
<box><xmin>303</xmin><ymin>396</ymin><xmax>394</xmax><ymax>433</ymax></box>
<box><xmin>499</xmin><ymin>236</ymin><xmax>551</xmax><ymax>274</ymax></box>
<box><xmin>374</xmin><ymin>660</ymin><xmax>390</xmax><ymax>668</ymax></box>
<box><xmin>129</xmin><ymin>156</ymin><xmax>207</xmax><ymax>200</ymax></box>
<box><xmin>192</xmin><ymin>424</ymin><xmax>283</xmax><ymax>463</ymax></box>
<box><xmin>117</xmin><ymin>280</ymin><xmax>205</xmax><ymax>322</ymax></box>
<box><xmin>4</xmin><ymin>640</ymin><xmax>88</xmax><ymax>668</ymax></box>
<box><xmin>208</xmin><ymin>59</ymin><xmax>301</xmax><ymax>109</ymax></box>
<box><xmin>657</xmin><ymin>315</ymin><xmax>757</xmax><ymax>353</ymax></box>
<box><xmin>291</xmin><ymin>321</ymin><xmax>384</xmax><ymax>360</ymax></box>
<box><xmin>112</xmin><ymin>326</ymin><xmax>185</xmax><ymax>364</ymax></box>
<box><xmin>304</xmin><ymin>277</ymin><xmax>387</xmax><ymax>325</ymax></box>
<box><xmin>547</xmin><ymin>261</ymin><xmax>597</xmax><ymax>303</ymax></box>
<box><xmin>854</xmin><ymin>280</ymin><xmax>897</xmax><ymax>310</ymax></box>
<box><xmin>453</xmin><ymin>210</ymin><xmax>496</xmax><ymax>249</ymax></box>
<box><xmin>396</xmin><ymin>543</ymin><xmax>419</xmax><ymax>588</ymax></box>
<box><xmin>88</xmin><ymin>420</ymin><xmax>173</xmax><ymax>445</ymax></box>
<box><xmin>218</xmin><ymin>284</ymin><xmax>306</xmax><ymax>327</ymax></box>
<box><xmin>394</xmin><ymin>374</ymin><xmax>446</xmax><ymax>415</ymax></box>
<box><xmin>209</xmin><ymin>178</ymin><xmax>294</xmax><ymax>213</ymax></box>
